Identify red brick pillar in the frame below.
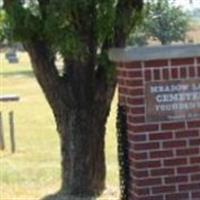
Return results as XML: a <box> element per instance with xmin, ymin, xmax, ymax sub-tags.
<box><xmin>110</xmin><ymin>45</ymin><xmax>200</xmax><ymax>200</ymax></box>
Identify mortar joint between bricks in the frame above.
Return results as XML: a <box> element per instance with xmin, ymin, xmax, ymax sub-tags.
<box><xmin>189</xmin><ymin>173</ymin><xmax>193</xmax><ymax>183</ymax></box>
<box><xmin>185</xmin><ymin>120</ymin><xmax>189</xmax><ymax>129</ymax></box>
<box><xmin>175</xmin><ymin>181</ymin><xmax>179</xmax><ymax>193</ymax></box>
<box><xmin>186</xmin><ymin>137</ymin><xmax>190</xmax><ymax>148</ymax></box>
<box><xmin>173</xmin><ymin>130</ymin><xmax>177</xmax><ymax>140</ymax></box>
<box><xmin>168</xmin><ymin>60</ymin><xmax>172</xmax><ymax>80</ymax></box>
<box><xmin>149</xmin><ymin>186</ymin><xmax>153</xmax><ymax>196</ymax></box>
<box><xmin>186</xmin><ymin>66</ymin><xmax>190</xmax><ymax>78</ymax></box>
<box><xmin>189</xmin><ymin>191</ymin><xmax>192</xmax><ymax>200</ymax></box>
<box><xmin>141</xmin><ymin>62</ymin><xmax>146</xmax><ymax>124</ymax></box>
<box><xmin>168</xmin><ymin>59</ymin><xmax>171</xmax><ymax>67</ymax></box>
<box><xmin>172</xmin><ymin>148</ymin><xmax>176</xmax><ymax>158</ymax></box>
<box><xmin>194</xmin><ymin>57</ymin><xmax>198</xmax><ymax>65</ymax></box>
<box><xmin>146</xmin><ymin>133</ymin><xmax>150</xmax><ymax>143</ymax></box>
<box><xmin>194</xmin><ymin>58</ymin><xmax>198</xmax><ymax>77</ymax></box>
<box><xmin>160</xmin><ymin>159</ymin><xmax>164</xmax><ymax>168</ymax></box>
<box><xmin>158</xmin><ymin>123</ymin><xmax>162</xmax><ymax>132</ymax></box>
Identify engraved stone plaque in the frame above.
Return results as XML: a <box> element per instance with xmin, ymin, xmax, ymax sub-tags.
<box><xmin>146</xmin><ymin>79</ymin><xmax>200</xmax><ymax>122</ymax></box>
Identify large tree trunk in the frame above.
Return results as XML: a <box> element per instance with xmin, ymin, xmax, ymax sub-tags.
<box><xmin>25</xmin><ymin>41</ymin><xmax>116</xmax><ymax>198</ymax></box>
<box><xmin>57</xmin><ymin>108</ymin><xmax>107</xmax><ymax>197</ymax></box>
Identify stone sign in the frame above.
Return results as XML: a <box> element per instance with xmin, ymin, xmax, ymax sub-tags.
<box><xmin>146</xmin><ymin>79</ymin><xmax>200</xmax><ymax>122</ymax></box>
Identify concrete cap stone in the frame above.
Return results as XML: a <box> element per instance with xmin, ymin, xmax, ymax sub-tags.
<box><xmin>109</xmin><ymin>44</ymin><xmax>200</xmax><ymax>62</ymax></box>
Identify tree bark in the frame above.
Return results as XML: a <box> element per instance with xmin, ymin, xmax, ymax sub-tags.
<box><xmin>57</xmin><ymin>108</ymin><xmax>107</xmax><ymax>197</ymax></box>
<box><xmin>25</xmin><ymin>40</ymin><xmax>114</xmax><ymax>197</ymax></box>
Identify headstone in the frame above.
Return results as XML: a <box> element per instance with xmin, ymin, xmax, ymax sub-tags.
<box><xmin>5</xmin><ymin>50</ymin><xmax>19</xmax><ymax>64</ymax></box>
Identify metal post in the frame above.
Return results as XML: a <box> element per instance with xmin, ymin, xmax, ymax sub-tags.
<box><xmin>0</xmin><ymin>112</ymin><xmax>5</xmax><ymax>150</ymax></box>
<box><xmin>9</xmin><ymin>111</ymin><xmax>16</xmax><ymax>153</ymax></box>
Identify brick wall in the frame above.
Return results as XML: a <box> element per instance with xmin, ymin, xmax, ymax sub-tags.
<box><xmin>110</xmin><ymin>45</ymin><xmax>200</xmax><ymax>200</ymax></box>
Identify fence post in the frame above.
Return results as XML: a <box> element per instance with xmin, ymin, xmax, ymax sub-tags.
<box><xmin>0</xmin><ymin>112</ymin><xmax>5</xmax><ymax>150</ymax></box>
<box><xmin>9</xmin><ymin>111</ymin><xmax>16</xmax><ymax>153</ymax></box>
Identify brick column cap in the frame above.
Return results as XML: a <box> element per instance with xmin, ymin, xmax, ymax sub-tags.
<box><xmin>109</xmin><ymin>44</ymin><xmax>200</xmax><ymax>62</ymax></box>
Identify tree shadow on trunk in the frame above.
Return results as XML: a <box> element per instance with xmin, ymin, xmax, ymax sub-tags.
<box><xmin>41</xmin><ymin>191</ymin><xmax>97</xmax><ymax>200</ymax></box>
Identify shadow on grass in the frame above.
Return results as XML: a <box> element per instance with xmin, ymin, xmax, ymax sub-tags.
<box><xmin>0</xmin><ymin>70</ymin><xmax>34</xmax><ymax>78</ymax></box>
<box><xmin>41</xmin><ymin>191</ymin><xmax>97</xmax><ymax>200</ymax></box>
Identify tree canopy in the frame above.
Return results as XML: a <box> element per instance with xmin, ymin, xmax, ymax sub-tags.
<box><xmin>3</xmin><ymin>0</ymin><xmax>143</xmax><ymax>51</ymax></box>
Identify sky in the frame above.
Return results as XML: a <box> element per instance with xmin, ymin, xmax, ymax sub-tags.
<box><xmin>173</xmin><ymin>0</ymin><xmax>200</xmax><ymax>10</ymax></box>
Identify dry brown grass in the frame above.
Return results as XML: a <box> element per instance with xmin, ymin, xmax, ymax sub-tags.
<box><xmin>187</xmin><ymin>22</ymin><xmax>200</xmax><ymax>43</ymax></box>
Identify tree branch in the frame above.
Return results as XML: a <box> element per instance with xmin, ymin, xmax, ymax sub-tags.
<box><xmin>24</xmin><ymin>40</ymin><xmax>71</xmax><ymax>109</ymax></box>
<box><xmin>37</xmin><ymin>0</ymin><xmax>50</xmax><ymax>5</ymax></box>
<box><xmin>114</xmin><ymin>0</ymin><xmax>143</xmax><ymax>47</ymax></box>
<box><xmin>25</xmin><ymin>40</ymin><xmax>60</xmax><ymax>87</ymax></box>
<box><xmin>100</xmin><ymin>0</ymin><xmax>143</xmax><ymax>52</ymax></box>
<box><xmin>95</xmin><ymin>0</ymin><xmax>143</xmax><ymax>113</ymax></box>
<box><xmin>37</xmin><ymin>0</ymin><xmax>50</xmax><ymax>18</ymax></box>
<box><xmin>3</xmin><ymin>0</ymin><xmax>14</xmax><ymax>10</ymax></box>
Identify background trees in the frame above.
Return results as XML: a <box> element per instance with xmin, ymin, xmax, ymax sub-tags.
<box><xmin>129</xmin><ymin>0</ymin><xmax>189</xmax><ymax>46</ymax></box>
<box><xmin>0</xmin><ymin>8</ymin><xmax>6</xmax><ymax>44</ymax></box>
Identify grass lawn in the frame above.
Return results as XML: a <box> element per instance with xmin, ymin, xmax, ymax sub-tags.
<box><xmin>0</xmin><ymin>52</ymin><xmax>119</xmax><ymax>200</ymax></box>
